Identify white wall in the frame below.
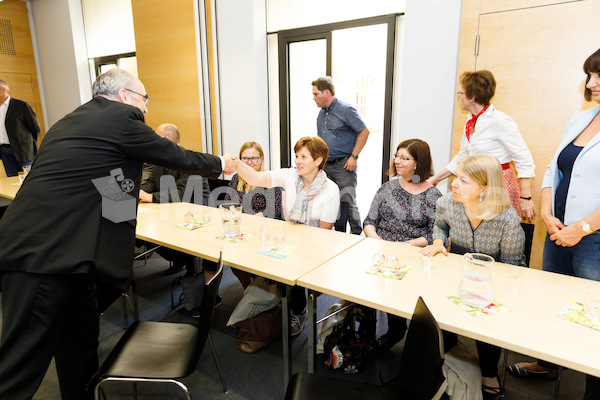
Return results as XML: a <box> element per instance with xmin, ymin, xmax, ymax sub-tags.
<box><xmin>394</xmin><ymin>0</ymin><xmax>462</xmax><ymax>178</ymax></box>
<box><xmin>28</xmin><ymin>0</ymin><xmax>92</xmax><ymax>128</ymax></box>
<box><xmin>215</xmin><ymin>0</ymin><xmax>270</xmax><ymax>158</ymax></box>
<box><xmin>27</xmin><ymin>0</ymin><xmax>462</xmax><ymax>171</ymax></box>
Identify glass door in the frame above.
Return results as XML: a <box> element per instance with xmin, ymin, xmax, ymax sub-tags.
<box><xmin>278</xmin><ymin>16</ymin><xmax>396</xmax><ymax>230</ymax></box>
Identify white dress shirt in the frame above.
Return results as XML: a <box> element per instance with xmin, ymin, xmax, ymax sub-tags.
<box><xmin>446</xmin><ymin>104</ymin><xmax>535</xmax><ymax>178</ymax></box>
<box><xmin>0</xmin><ymin>96</ymin><xmax>11</xmax><ymax>145</ymax></box>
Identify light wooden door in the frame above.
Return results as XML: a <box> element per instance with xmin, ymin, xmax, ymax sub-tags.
<box><xmin>460</xmin><ymin>0</ymin><xmax>600</xmax><ymax>268</ymax></box>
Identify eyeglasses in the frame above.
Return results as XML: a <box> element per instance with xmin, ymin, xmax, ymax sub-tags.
<box><xmin>394</xmin><ymin>154</ymin><xmax>414</xmax><ymax>162</ymax></box>
<box><xmin>125</xmin><ymin>88</ymin><xmax>150</xmax><ymax>106</ymax></box>
<box><xmin>241</xmin><ymin>156</ymin><xmax>261</xmax><ymax>163</ymax></box>
<box><xmin>456</xmin><ymin>91</ymin><xmax>465</xmax><ymax>98</ymax></box>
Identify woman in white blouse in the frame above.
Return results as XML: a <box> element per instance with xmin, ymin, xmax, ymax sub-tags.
<box><xmin>233</xmin><ymin>136</ymin><xmax>340</xmax><ymax>336</ymax></box>
<box><xmin>429</xmin><ymin>70</ymin><xmax>536</xmax><ymax>222</ymax></box>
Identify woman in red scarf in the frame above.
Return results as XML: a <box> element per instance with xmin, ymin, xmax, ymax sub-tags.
<box><xmin>429</xmin><ymin>70</ymin><xmax>536</xmax><ymax>222</ymax></box>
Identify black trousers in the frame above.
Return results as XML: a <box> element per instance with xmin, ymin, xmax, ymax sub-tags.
<box><xmin>443</xmin><ymin>331</ymin><xmax>501</xmax><ymax>378</ymax></box>
<box><xmin>0</xmin><ymin>271</ymin><xmax>99</xmax><ymax>400</ymax></box>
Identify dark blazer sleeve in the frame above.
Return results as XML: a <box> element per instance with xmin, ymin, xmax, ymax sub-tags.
<box><xmin>119</xmin><ymin>109</ymin><xmax>223</xmax><ymax>178</ymax></box>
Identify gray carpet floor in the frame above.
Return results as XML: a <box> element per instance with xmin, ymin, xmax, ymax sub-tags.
<box><xmin>0</xmin><ymin>252</ymin><xmax>587</xmax><ymax>399</ymax></box>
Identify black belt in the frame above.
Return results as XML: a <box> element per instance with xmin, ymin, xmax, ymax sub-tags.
<box><xmin>326</xmin><ymin>157</ymin><xmax>347</xmax><ymax>165</ymax></box>
<box><xmin>0</xmin><ymin>144</ymin><xmax>10</xmax><ymax>147</ymax></box>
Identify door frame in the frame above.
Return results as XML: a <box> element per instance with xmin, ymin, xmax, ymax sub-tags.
<box><xmin>276</xmin><ymin>14</ymin><xmax>398</xmax><ymax>182</ymax></box>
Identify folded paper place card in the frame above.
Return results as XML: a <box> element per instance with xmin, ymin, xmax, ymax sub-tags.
<box><xmin>448</xmin><ymin>295</ymin><xmax>510</xmax><ymax>317</ymax></box>
<box><xmin>559</xmin><ymin>300</ymin><xmax>600</xmax><ymax>331</ymax></box>
<box><xmin>257</xmin><ymin>245</ymin><xmax>299</xmax><ymax>259</ymax></box>
<box><xmin>215</xmin><ymin>232</ymin><xmax>250</xmax><ymax>242</ymax></box>
<box><xmin>366</xmin><ymin>264</ymin><xmax>411</xmax><ymax>280</ymax></box>
<box><xmin>176</xmin><ymin>221</ymin><xmax>210</xmax><ymax>230</ymax></box>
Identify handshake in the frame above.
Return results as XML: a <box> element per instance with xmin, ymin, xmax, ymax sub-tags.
<box><xmin>221</xmin><ymin>154</ymin><xmax>241</xmax><ymax>175</ymax></box>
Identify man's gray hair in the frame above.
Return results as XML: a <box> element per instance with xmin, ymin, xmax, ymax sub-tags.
<box><xmin>92</xmin><ymin>68</ymin><xmax>136</xmax><ymax>97</ymax></box>
<box><xmin>0</xmin><ymin>80</ymin><xmax>9</xmax><ymax>91</ymax></box>
<box><xmin>157</xmin><ymin>123</ymin><xmax>180</xmax><ymax>144</ymax></box>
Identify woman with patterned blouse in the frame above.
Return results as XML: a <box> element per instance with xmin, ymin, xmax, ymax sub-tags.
<box><xmin>364</xmin><ymin>139</ymin><xmax>441</xmax><ymax>351</ymax></box>
<box><xmin>422</xmin><ymin>154</ymin><xmax>525</xmax><ymax>400</ymax></box>
<box><xmin>227</xmin><ymin>142</ymin><xmax>283</xmax><ymax>288</ymax></box>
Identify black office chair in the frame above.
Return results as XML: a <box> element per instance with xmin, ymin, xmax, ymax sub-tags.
<box><xmin>334</xmin><ymin>201</ymin><xmax>349</xmax><ymax>233</ymax></box>
<box><xmin>285</xmin><ymin>297</ymin><xmax>447</xmax><ymax>400</ymax></box>
<box><xmin>520</xmin><ymin>222</ymin><xmax>535</xmax><ymax>268</ymax></box>
<box><xmin>89</xmin><ymin>252</ymin><xmax>226</xmax><ymax>399</ymax></box>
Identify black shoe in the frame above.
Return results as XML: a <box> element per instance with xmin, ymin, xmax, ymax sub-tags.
<box><xmin>482</xmin><ymin>376</ymin><xmax>504</xmax><ymax>400</ymax></box>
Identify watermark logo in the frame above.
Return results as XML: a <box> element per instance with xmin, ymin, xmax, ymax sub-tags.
<box><xmin>92</xmin><ymin>168</ymin><xmax>137</xmax><ymax>223</ymax></box>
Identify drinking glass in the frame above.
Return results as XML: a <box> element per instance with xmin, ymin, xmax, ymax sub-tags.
<box><xmin>585</xmin><ymin>292</ymin><xmax>600</xmax><ymax>320</ymax></box>
<box><xmin>419</xmin><ymin>254</ymin><xmax>433</xmax><ymax>271</ymax></box>
<box><xmin>385</xmin><ymin>255</ymin><xmax>399</xmax><ymax>268</ymax></box>
<box><xmin>260</xmin><ymin>223</ymin><xmax>271</xmax><ymax>241</ymax></box>
<box><xmin>506</xmin><ymin>269</ymin><xmax>523</xmax><ymax>295</ymax></box>
<box><xmin>372</xmin><ymin>252</ymin><xmax>385</xmax><ymax>267</ymax></box>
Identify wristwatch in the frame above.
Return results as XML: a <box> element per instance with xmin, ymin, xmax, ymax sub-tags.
<box><xmin>579</xmin><ymin>220</ymin><xmax>594</xmax><ymax>234</ymax></box>
<box><xmin>350</xmin><ymin>154</ymin><xmax>358</xmax><ymax>160</ymax></box>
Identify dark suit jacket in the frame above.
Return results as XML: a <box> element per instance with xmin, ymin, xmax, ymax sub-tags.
<box><xmin>4</xmin><ymin>97</ymin><xmax>40</xmax><ymax>163</ymax></box>
<box><xmin>141</xmin><ymin>166</ymin><xmax>211</xmax><ymax>205</ymax></box>
<box><xmin>0</xmin><ymin>96</ymin><xmax>222</xmax><ymax>291</ymax></box>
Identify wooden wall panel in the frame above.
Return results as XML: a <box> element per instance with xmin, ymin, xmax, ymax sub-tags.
<box><xmin>131</xmin><ymin>0</ymin><xmax>203</xmax><ymax>152</ymax></box>
<box><xmin>454</xmin><ymin>0</ymin><xmax>600</xmax><ymax>268</ymax></box>
<box><xmin>450</xmin><ymin>0</ymin><xmax>481</xmax><ymax>164</ymax></box>
<box><xmin>0</xmin><ymin>0</ymin><xmax>45</xmax><ymax>178</ymax></box>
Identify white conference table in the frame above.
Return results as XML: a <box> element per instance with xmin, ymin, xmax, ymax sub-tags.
<box><xmin>298</xmin><ymin>237</ymin><xmax>600</xmax><ymax>378</ymax></box>
<box><xmin>136</xmin><ymin>202</ymin><xmax>364</xmax><ymax>387</ymax></box>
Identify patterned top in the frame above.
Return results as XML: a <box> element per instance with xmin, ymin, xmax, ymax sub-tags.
<box><xmin>363</xmin><ymin>179</ymin><xmax>442</xmax><ymax>243</ymax></box>
<box><xmin>227</xmin><ymin>174</ymin><xmax>283</xmax><ymax>220</ymax></box>
<box><xmin>432</xmin><ymin>193</ymin><xmax>525</xmax><ymax>266</ymax></box>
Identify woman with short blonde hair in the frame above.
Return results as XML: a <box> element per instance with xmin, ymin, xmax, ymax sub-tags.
<box><xmin>422</xmin><ymin>154</ymin><xmax>525</xmax><ymax>399</ymax></box>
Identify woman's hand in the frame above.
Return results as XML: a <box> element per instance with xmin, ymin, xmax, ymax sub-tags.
<box><xmin>420</xmin><ymin>240</ymin><xmax>448</xmax><ymax>257</ymax></box>
<box><xmin>363</xmin><ymin>225</ymin><xmax>383</xmax><ymax>240</ymax></box>
<box><xmin>542</xmin><ymin>212</ymin><xmax>565</xmax><ymax>236</ymax></box>
<box><xmin>519</xmin><ymin>198</ymin><xmax>536</xmax><ymax>223</ymax></box>
<box><xmin>549</xmin><ymin>223</ymin><xmax>585</xmax><ymax>247</ymax></box>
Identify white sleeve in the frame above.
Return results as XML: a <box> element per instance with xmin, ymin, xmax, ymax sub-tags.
<box><xmin>317</xmin><ymin>182</ymin><xmax>341</xmax><ymax>224</ymax></box>
<box><xmin>445</xmin><ymin>131</ymin><xmax>469</xmax><ymax>174</ymax></box>
<box><xmin>496</xmin><ymin>117</ymin><xmax>535</xmax><ymax>178</ymax></box>
<box><xmin>267</xmin><ymin>168</ymin><xmax>292</xmax><ymax>189</ymax></box>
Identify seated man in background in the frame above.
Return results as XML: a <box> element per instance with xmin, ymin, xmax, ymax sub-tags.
<box><xmin>139</xmin><ymin>123</ymin><xmax>210</xmax><ymax>275</ymax></box>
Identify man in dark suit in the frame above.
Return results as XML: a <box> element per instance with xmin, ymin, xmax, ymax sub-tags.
<box><xmin>0</xmin><ymin>68</ymin><xmax>236</xmax><ymax>399</ymax></box>
<box><xmin>0</xmin><ymin>79</ymin><xmax>41</xmax><ymax>177</ymax></box>
<box><xmin>139</xmin><ymin>122</ymin><xmax>211</xmax><ymax>276</ymax></box>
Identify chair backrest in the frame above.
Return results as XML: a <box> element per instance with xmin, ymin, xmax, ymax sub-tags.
<box><xmin>521</xmin><ymin>222</ymin><xmax>535</xmax><ymax>267</ymax></box>
<box><xmin>396</xmin><ymin>297</ymin><xmax>446</xmax><ymax>400</ymax></box>
<box><xmin>193</xmin><ymin>252</ymin><xmax>223</xmax><ymax>358</ymax></box>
